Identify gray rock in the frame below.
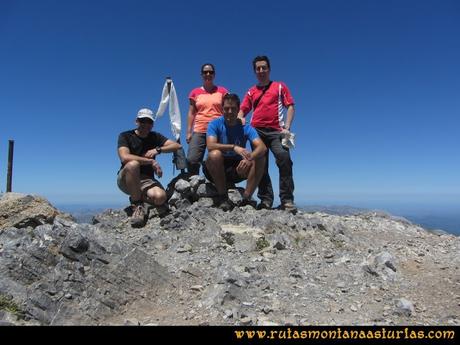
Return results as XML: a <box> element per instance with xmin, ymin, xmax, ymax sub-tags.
<box><xmin>0</xmin><ymin>208</ymin><xmax>170</xmax><ymax>325</ymax></box>
<box><xmin>0</xmin><ymin>193</ymin><xmax>62</xmax><ymax>230</ymax></box>
<box><xmin>175</xmin><ymin>179</ymin><xmax>191</xmax><ymax>193</ymax></box>
<box><xmin>177</xmin><ymin>244</ymin><xmax>192</xmax><ymax>253</ymax></box>
<box><xmin>395</xmin><ymin>298</ymin><xmax>415</xmax><ymax>316</ymax></box>
<box><xmin>169</xmin><ymin>191</ymin><xmax>182</xmax><ymax>206</ymax></box>
<box><xmin>239</xmin><ymin>316</ymin><xmax>252</xmax><ymax>325</ymax></box>
<box><xmin>1</xmin><ymin>191</ymin><xmax>459</xmax><ymax>327</ymax></box>
<box><xmin>197</xmin><ymin>198</ymin><xmax>214</xmax><ymax>208</ymax></box>
<box><xmin>375</xmin><ymin>252</ymin><xmax>397</xmax><ymax>272</ymax></box>
<box><xmin>189</xmin><ymin>175</ymin><xmax>206</xmax><ymax>190</ymax></box>
<box><xmin>273</xmin><ymin>242</ymin><xmax>286</xmax><ymax>250</ymax></box>
<box><xmin>196</xmin><ymin>183</ymin><xmax>218</xmax><ymax>198</ymax></box>
<box><xmin>63</xmin><ymin>231</ymin><xmax>90</xmax><ymax>253</ymax></box>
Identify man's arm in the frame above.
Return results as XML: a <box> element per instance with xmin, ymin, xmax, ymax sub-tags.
<box><xmin>119</xmin><ymin>146</ymin><xmax>164</xmax><ymax>177</ymax></box>
<box><xmin>143</xmin><ymin>139</ymin><xmax>182</xmax><ymax>158</ymax></box>
<box><xmin>186</xmin><ymin>101</ymin><xmax>197</xmax><ymax>144</ymax></box>
<box><xmin>206</xmin><ymin>136</ymin><xmax>234</xmax><ymax>153</ymax></box>
<box><xmin>249</xmin><ymin>138</ymin><xmax>267</xmax><ymax>160</ymax></box>
<box><xmin>238</xmin><ymin>92</ymin><xmax>252</xmax><ymax>124</ymax></box>
<box><xmin>206</xmin><ymin>136</ymin><xmax>251</xmax><ymax>160</ymax></box>
<box><xmin>118</xmin><ymin>147</ymin><xmax>157</xmax><ymax>165</ymax></box>
<box><xmin>157</xmin><ymin>139</ymin><xmax>182</xmax><ymax>153</ymax></box>
<box><xmin>283</xmin><ymin>104</ymin><xmax>295</xmax><ymax>132</ymax></box>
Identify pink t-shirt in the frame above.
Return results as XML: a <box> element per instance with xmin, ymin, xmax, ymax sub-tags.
<box><xmin>189</xmin><ymin>86</ymin><xmax>228</xmax><ymax>133</ymax></box>
<box><xmin>240</xmin><ymin>81</ymin><xmax>294</xmax><ymax>131</ymax></box>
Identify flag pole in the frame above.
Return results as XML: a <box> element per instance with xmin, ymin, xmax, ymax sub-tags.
<box><xmin>6</xmin><ymin>140</ymin><xmax>14</xmax><ymax>192</ymax></box>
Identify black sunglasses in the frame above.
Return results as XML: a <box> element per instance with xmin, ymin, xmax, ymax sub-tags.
<box><xmin>202</xmin><ymin>70</ymin><xmax>215</xmax><ymax>75</ymax></box>
<box><xmin>138</xmin><ymin>118</ymin><xmax>153</xmax><ymax>124</ymax></box>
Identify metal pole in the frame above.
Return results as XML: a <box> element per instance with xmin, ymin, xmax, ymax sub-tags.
<box><xmin>6</xmin><ymin>140</ymin><xmax>14</xmax><ymax>192</ymax></box>
<box><xmin>166</xmin><ymin>76</ymin><xmax>172</xmax><ymax>93</ymax></box>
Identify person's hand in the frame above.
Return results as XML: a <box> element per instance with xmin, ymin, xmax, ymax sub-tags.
<box><xmin>236</xmin><ymin>159</ymin><xmax>253</xmax><ymax>176</ymax></box>
<box><xmin>233</xmin><ymin>146</ymin><xmax>251</xmax><ymax>160</ymax></box>
<box><xmin>152</xmin><ymin>161</ymin><xmax>163</xmax><ymax>177</ymax></box>
<box><xmin>237</xmin><ymin>116</ymin><xmax>246</xmax><ymax>125</ymax></box>
<box><xmin>281</xmin><ymin>128</ymin><xmax>290</xmax><ymax>136</ymax></box>
<box><xmin>144</xmin><ymin>149</ymin><xmax>158</xmax><ymax>158</ymax></box>
<box><xmin>186</xmin><ymin>131</ymin><xmax>192</xmax><ymax>144</ymax></box>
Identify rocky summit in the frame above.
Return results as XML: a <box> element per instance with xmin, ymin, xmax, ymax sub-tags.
<box><xmin>0</xmin><ymin>187</ymin><xmax>459</xmax><ymax>326</ymax></box>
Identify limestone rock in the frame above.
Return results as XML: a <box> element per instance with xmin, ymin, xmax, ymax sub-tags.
<box><xmin>395</xmin><ymin>298</ymin><xmax>415</xmax><ymax>317</ymax></box>
<box><xmin>0</xmin><ymin>193</ymin><xmax>63</xmax><ymax>230</ymax></box>
<box><xmin>1</xmin><ymin>191</ymin><xmax>458</xmax><ymax>326</ymax></box>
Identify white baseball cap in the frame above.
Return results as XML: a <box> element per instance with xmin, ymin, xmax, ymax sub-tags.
<box><xmin>137</xmin><ymin>108</ymin><xmax>154</xmax><ymax>121</ymax></box>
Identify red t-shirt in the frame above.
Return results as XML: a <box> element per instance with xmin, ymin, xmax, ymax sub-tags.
<box><xmin>189</xmin><ymin>86</ymin><xmax>228</xmax><ymax>133</ymax></box>
<box><xmin>240</xmin><ymin>81</ymin><xmax>294</xmax><ymax>131</ymax></box>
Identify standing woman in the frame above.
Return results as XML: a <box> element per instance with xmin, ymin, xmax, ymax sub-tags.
<box><xmin>186</xmin><ymin>63</ymin><xmax>228</xmax><ymax>175</ymax></box>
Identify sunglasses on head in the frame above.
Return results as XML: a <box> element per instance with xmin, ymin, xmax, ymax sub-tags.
<box><xmin>202</xmin><ymin>70</ymin><xmax>215</xmax><ymax>75</ymax></box>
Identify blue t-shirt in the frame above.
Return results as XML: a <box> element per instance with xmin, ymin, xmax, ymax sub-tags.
<box><xmin>207</xmin><ymin>117</ymin><xmax>259</xmax><ymax>158</ymax></box>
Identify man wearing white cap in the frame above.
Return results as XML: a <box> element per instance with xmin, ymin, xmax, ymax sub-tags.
<box><xmin>117</xmin><ymin>108</ymin><xmax>182</xmax><ymax>227</ymax></box>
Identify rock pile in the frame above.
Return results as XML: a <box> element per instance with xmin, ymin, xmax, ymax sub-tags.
<box><xmin>0</xmin><ymin>192</ymin><xmax>459</xmax><ymax>325</ymax></box>
<box><xmin>166</xmin><ymin>173</ymin><xmax>247</xmax><ymax>209</ymax></box>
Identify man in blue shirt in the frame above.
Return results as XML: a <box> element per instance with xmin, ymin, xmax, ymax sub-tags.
<box><xmin>205</xmin><ymin>93</ymin><xmax>267</xmax><ymax>211</ymax></box>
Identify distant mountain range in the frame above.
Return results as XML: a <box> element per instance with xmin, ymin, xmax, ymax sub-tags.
<box><xmin>301</xmin><ymin>205</ymin><xmax>459</xmax><ymax>235</ymax></box>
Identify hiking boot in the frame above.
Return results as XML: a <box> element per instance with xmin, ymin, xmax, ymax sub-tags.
<box><xmin>280</xmin><ymin>201</ymin><xmax>297</xmax><ymax>214</ymax></box>
<box><xmin>156</xmin><ymin>203</ymin><xmax>170</xmax><ymax>217</ymax></box>
<box><xmin>131</xmin><ymin>203</ymin><xmax>146</xmax><ymax>227</ymax></box>
<box><xmin>215</xmin><ymin>196</ymin><xmax>234</xmax><ymax>212</ymax></box>
<box><xmin>256</xmin><ymin>201</ymin><xmax>272</xmax><ymax>210</ymax></box>
<box><xmin>238</xmin><ymin>198</ymin><xmax>257</xmax><ymax>208</ymax></box>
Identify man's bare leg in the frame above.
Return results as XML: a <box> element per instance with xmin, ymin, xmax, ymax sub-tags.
<box><xmin>206</xmin><ymin>150</ymin><xmax>227</xmax><ymax>195</ymax></box>
<box><xmin>122</xmin><ymin>161</ymin><xmax>142</xmax><ymax>202</ymax></box>
<box><xmin>145</xmin><ymin>186</ymin><xmax>167</xmax><ymax>206</ymax></box>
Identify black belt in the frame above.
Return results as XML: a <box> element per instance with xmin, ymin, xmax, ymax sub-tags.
<box><xmin>256</xmin><ymin>127</ymin><xmax>279</xmax><ymax>132</ymax></box>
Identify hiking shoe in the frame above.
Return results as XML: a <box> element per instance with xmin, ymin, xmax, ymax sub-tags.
<box><xmin>238</xmin><ymin>198</ymin><xmax>257</xmax><ymax>208</ymax></box>
<box><xmin>215</xmin><ymin>196</ymin><xmax>234</xmax><ymax>212</ymax></box>
<box><xmin>280</xmin><ymin>201</ymin><xmax>297</xmax><ymax>214</ymax></box>
<box><xmin>256</xmin><ymin>201</ymin><xmax>272</xmax><ymax>210</ymax></box>
<box><xmin>156</xmin><ymin>203</ymin><xmax>170</xmax><ymax>217</ymax></box>
<box><xmin>131</xmin><ymin>203</ymin><xmax>146</xmax><ymax>227</ymax></box>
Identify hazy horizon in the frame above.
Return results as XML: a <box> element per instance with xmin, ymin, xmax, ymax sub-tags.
<box><xmin>52</xmin><ymin>193</ymin><xmax>460</xmax><ymax>235</ymax></box>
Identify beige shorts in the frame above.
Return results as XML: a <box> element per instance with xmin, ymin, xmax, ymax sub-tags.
<box><xmin>117</xmin><ymin>167</ymin><xmax>164</xmax><ymax>196</ymax></box>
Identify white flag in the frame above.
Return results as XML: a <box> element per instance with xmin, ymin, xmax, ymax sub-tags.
<box><xmin>155</xmin><ymin>80</ymin><xmax>181</xmax><ymax>141</ymax></box>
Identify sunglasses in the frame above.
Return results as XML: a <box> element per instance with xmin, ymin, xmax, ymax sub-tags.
<box><xmin>202</xmin><ymin>70</ymin><xmax>215</xmax><ymax>75</ymax></box>
<box><xmin>138</xmin><ymin>118</ymin><xmax>153</xmax><ymax>124</ymax></box>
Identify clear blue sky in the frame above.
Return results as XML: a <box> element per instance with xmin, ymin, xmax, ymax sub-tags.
<box><xmin>1</xmin><ymin>0</ymin><xmax>459</xmax><ymax>210</ymax></box>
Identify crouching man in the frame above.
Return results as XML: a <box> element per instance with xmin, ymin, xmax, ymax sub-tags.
<box><xmin>117</xmin><ymin>108</ymin><xmax>182</xmax><ymax>227</ymax></box>
<box><xmin>204</xmin><ymin>93</ymin><xmax>267</xmax><ymax>211</ymax></box>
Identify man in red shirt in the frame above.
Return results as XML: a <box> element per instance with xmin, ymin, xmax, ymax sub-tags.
<box><xmin>239</xmin><ymin>56</ymin><xmax>296</xmax><ymax>211</ymax></box>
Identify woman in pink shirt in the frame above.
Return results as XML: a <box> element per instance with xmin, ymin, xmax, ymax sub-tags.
<box><xmin>186</xmin><ymin>63</ymin><xmax>228</xmax><ymax>175</ymax></box>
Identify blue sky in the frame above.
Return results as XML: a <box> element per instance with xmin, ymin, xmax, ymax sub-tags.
<box><xmin>1</xmin><ymin>0</ymin><xmax>459</xmax><ymax>210</ymax></box>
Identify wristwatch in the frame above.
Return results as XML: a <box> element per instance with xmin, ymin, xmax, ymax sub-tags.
<box><xmin>156</xmin><ymin>146</ymin><xmax>162</xmax><ymax>154</ymax></box>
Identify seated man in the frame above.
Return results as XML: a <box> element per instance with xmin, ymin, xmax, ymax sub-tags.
<box><xmin>204</xmin><ymin>93</ymin><xmax>267</xmax><ymax>211</ymax></box>
<box><xmin>117</xmin><ymin>108</ymin><xmax>182</xmax><ymax>227</ymax></box>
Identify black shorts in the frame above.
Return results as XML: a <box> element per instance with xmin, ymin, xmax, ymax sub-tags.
<box><xmin>203</xmin><ymin>157</ymin><xmax>246</xmax><ymax>184</ymax></box>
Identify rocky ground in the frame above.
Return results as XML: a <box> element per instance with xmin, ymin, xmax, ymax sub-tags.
<box><xmin>0</xmin><ymin>190</ymin><xmax>459</xmax><ymax>326</ymax></box>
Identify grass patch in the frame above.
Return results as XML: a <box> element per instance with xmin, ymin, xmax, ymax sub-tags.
<box><xmin>0</xmin><ymin>294</ymin><xmax>24</xmax><ymax>319</ymax></box>
<box><xmin>256</xmin><ymin>237</ymin><xmax>270</xmax><ymax>251</ymax></box>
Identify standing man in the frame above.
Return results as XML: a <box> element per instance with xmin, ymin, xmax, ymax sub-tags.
<box><xmin>239</xmin><ymin>55</ymin><xmax>296</xmax><ymax>211</ymax></box>
<box><xmin>117</xmin><ymin>108</ymin><xmax>182</xmax><ymax>227</ymax></box>
<box><xmin>205</xmin><ymin>93</ymin><xmax>267</xmax><ymax>211</ymax></box>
